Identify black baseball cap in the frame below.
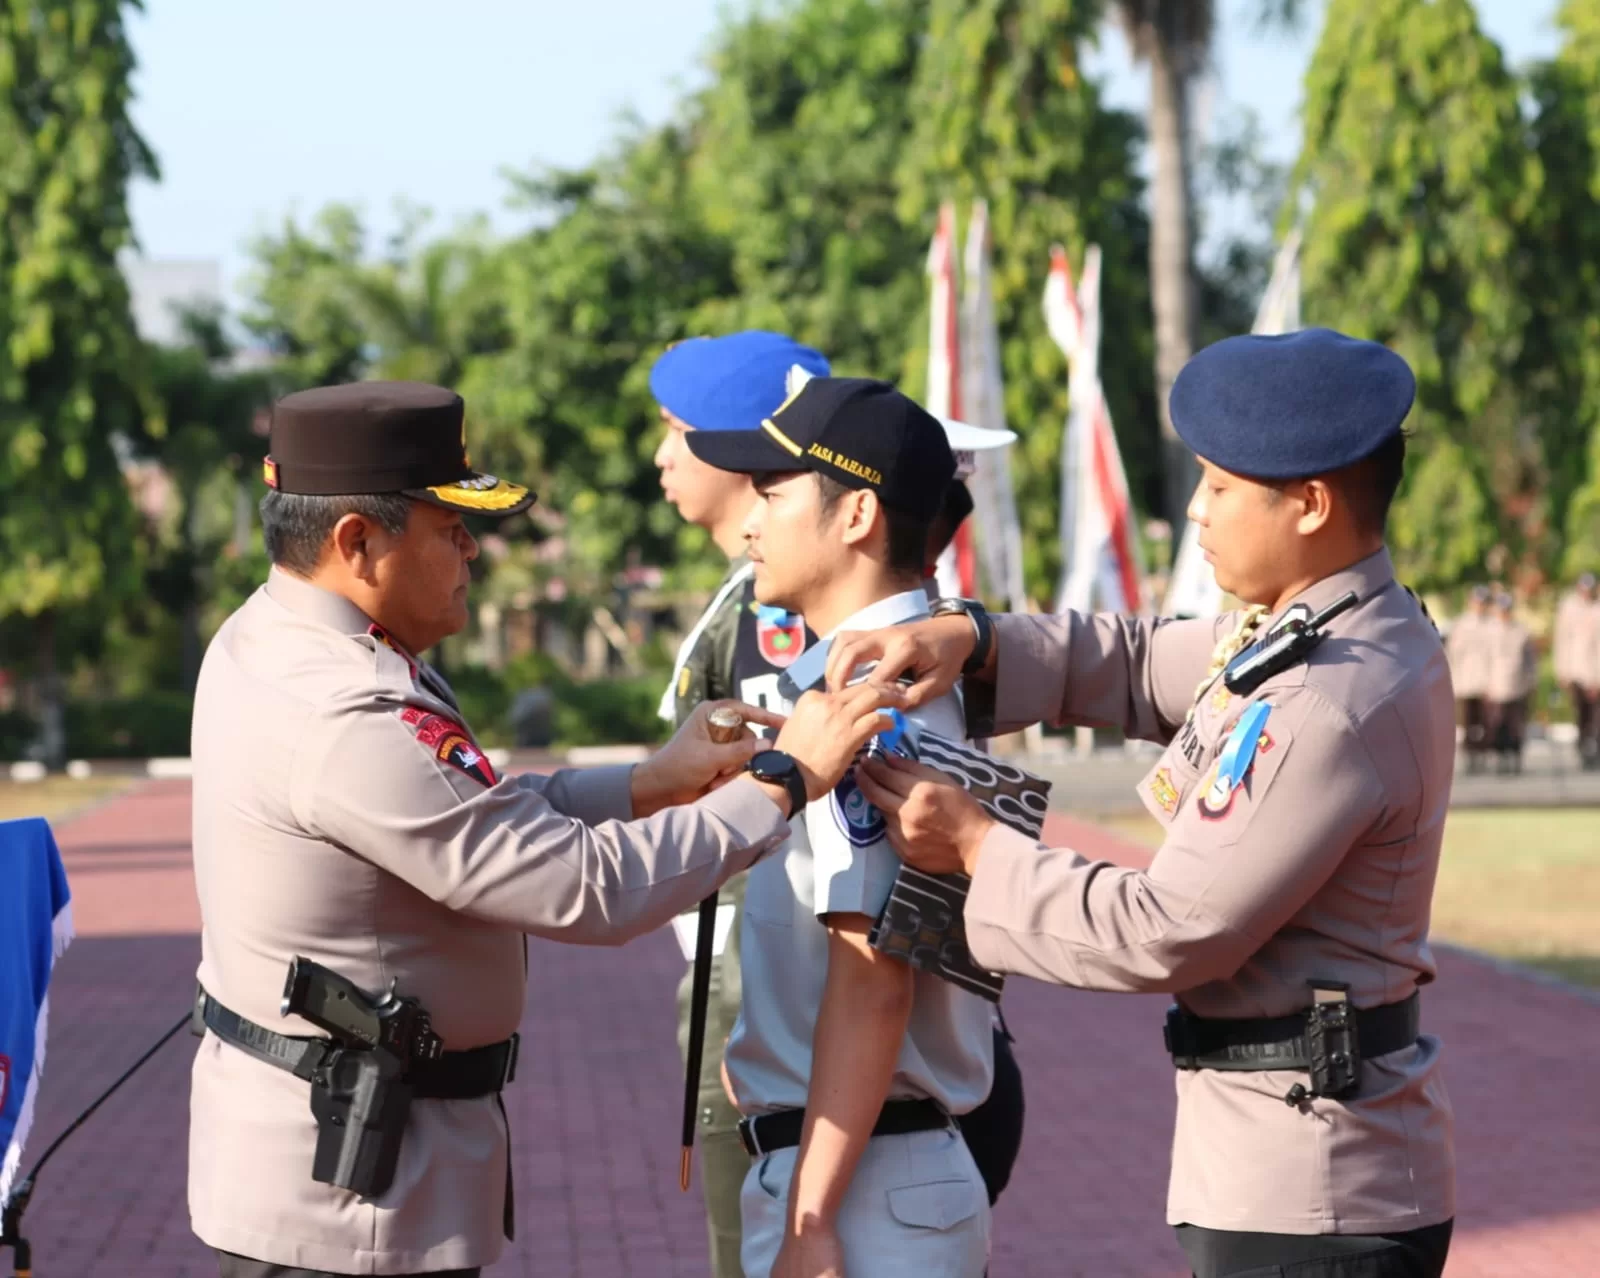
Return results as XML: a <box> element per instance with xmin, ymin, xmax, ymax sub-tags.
<box><xmin>682</xmin><ymin>376</ymin><xmax>956</xmax><ymax>520</ymax></box>
<box><xmin>264</xmin><ymin>381</ymin><xmax>535</xmax><ymax>516</ymax></box>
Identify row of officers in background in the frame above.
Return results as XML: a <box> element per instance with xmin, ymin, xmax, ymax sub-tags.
<box><xmin>1444</xmin><ymin>574</ymin><xmax>1600</xmax><ymax>773</ymax></box>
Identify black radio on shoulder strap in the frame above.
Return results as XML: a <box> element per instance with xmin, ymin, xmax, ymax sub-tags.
<box><xmin>1222</xmin><ymin>592</ymin><xmax>1358</xmax><ymax>696</ymax></box>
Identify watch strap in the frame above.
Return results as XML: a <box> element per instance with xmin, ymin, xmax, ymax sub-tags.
<box><xmin>748</xmin><ymin>750</ymin><xmax>808</xmax><ymax>819</ymax></box>
<box><xmin>931</xmin><ymin>597</ymin><xmax>993</xmax><ymax>677</ymax></box>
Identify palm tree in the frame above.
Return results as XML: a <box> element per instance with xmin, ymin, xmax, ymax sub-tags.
<box><xmin>1113</xmin><ymin>0</ymin><xmax>1309</xmax><ymax>543</ymax></box>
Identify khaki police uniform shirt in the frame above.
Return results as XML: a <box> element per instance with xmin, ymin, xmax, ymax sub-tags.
<box><xmin>188</xmin><ymin>569</ymin><xmax>788</xmax><ymax>1275</ymax></box>
<box><xmin>1444</xmin><ymin>608</ymin><xmax>1490</xmax><ymax>699</ymax></box>
<box><xmin>1553</xmin><ymin>590</ymin><xmax>1600</xmax><ymax>689</ymax></box>
<box><xmin>724</xmin><ymin>590</ymin><xmax>995</xmax><ymax>1119</ymax></box>
<box><xmin>961</xmin><ymin>549</ymin><xmax>1456</xmax><ymax>1235</ymax></box>
<box><xmin>1483</xmin><ymin>614</ymin><xmax>1537</xmax><ymax>703</ymax></box>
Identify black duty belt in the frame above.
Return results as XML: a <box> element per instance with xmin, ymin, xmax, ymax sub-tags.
<box><xmin>194</xmin><ymin>986</ymin><xmax>517</xmax><ymax>1099</ymax></box>
<box><xmin>1165</xmin><ymin>989</ymin><xmax>1420</xmax><ymax>1106</ymax></box>
<box><xmin>738</xmin><ymin>1097</ymin><xmax>951</xmax><ymax>1159</ymax></box>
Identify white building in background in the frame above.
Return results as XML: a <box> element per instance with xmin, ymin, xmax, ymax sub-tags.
<box><xmin>123</xmin><ymin>255</ymin><xmax>224</xmax><ymax>346</ymax></box>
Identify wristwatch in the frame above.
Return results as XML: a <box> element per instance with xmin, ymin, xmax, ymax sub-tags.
<box><xmin>746</xmin><ymin>749</ymin><xmax>808</xmax><ymax>819</ymax></box>
<box><xmin>928</xmin><ymin>597</ymin><xmax>994</xmax><ymax>677</ymax></box>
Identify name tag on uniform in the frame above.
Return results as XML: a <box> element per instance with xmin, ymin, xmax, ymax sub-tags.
<box><xmin>671</xmin><ymin>903</ymin><xmax>736</xmax><ymax>962</ymax></box>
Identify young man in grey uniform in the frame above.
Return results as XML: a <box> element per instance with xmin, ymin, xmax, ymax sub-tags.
<box><xmin>651</xmin><ymin>330</ymin><xmax>830</xmax><ymax>1278</ymax></box>
<box><xmin>684</xmin><ymin>377</ymin><xmax>996</xmax><ymax>1278</ymax></box>
<box><xmin>843</xmin><ymin>329</ymin><xmax>1458</xmax><ymax>1278</ymax></box>
<box><xmin>188</xmin><ymin>381</ymin><xmax>904</xmax><ymax>1278</ymax></box>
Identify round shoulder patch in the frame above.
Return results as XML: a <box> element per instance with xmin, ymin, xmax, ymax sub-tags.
<box><xmin>829</xmin><ymin>769</ymin><xmax>886</xmax><ymax>847</ymax></box>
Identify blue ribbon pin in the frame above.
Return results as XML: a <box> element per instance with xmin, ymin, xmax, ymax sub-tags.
<box><xmin>1213</xmin><ymin>701</ymin><xmax>1272</xmax><ymax>797</ymax></box>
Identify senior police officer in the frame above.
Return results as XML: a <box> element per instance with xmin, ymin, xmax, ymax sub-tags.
<box><xmin>840</xmin><ymin>329</ymin><xmax>1458</xmax><ymax>1278</ymax></box>
<box><xmin>188</xmin><ymin>381</ymin><xmax>904</xmax><ymax>1278</ymax></box>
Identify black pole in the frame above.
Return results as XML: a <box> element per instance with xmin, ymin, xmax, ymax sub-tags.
<box><xmin>0</xmin><ymin>1009</ymin><xmax>191</xmax><ymax>1278</ymax></box>
<box><xmin>678</xmin><ymin>892</ymin><xmax>719</xmax><ymax>1191</ymax></box>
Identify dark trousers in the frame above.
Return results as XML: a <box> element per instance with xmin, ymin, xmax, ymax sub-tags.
<box><xmin>1459</xmin><ymin>696</ymin><xmax>1487</xmax><ymax>765</ymax></box>
<box><xmin>216</xmin><ymin>1250</ymin><xmax>479</xmax><ymax>1278</ymax></box>
<box><xmin>958</xmin><ymin>1023</ymin><xmax>1026</xmax><ymax>1206</ymax></box>
<box><xmin>1175</xmin><ymin>1219</ymin><xmax>1452</xmax><ymax>1278</ymax></box>
<box><xmin>1571</xmin><ymin>683</ymin><xmax>1599</xmax><ymax>767</ymax></box>
<box><xmin>1484</xmin><ymin>697</ymin><xmax>1526</xmax><ymax>768</ymax></box>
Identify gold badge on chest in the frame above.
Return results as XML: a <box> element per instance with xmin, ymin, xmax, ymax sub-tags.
<box><xmin>1148</xmin><ymin>766</ymin><xmax>1180</xmax><ymax>816</ymax></box>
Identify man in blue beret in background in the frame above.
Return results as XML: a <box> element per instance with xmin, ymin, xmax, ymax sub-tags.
<box><xmin>833</xmin><ymin>328</ymin><xmax>1458</xmax><ymax>1278</ymax></box>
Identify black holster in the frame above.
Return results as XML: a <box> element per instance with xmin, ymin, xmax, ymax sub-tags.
<box><xmin>308</xmin><ymin>1045</ymin><xmax>412</xmax><ymax>1198</ymax></box>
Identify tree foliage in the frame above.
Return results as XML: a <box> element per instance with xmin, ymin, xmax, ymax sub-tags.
<box><xmin>1530</xmin><ymin>0</ymin><xmax>1600</xmax><ymax>577</ymax></box>
<box><xmin>461</xmin><ymin>125</ymin><xmax>736</xmax><ymax>595</ymax></box>
<box><xmin>903</xmin><ymin>0</ymin><xmax>1154</xmax><ymax>600</ymax></box>
<box><xmin>0</xmin><ymin>0</ymin><xmax>155</xmax><ymax>620</ymax></box>
<box><xmin>683</xmin><ymin>0</ymin><xmax>928</xmax><ymax>380</ymax></box>
<box><xmin>1290</xmin><ymin>0</ymin><xmax>1539</xmax><ymax>590</ymax></box>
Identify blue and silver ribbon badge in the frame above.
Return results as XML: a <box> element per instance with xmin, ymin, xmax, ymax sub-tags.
<box><xmin>1213</xmin><ymin>701</ymin><xmax>1272</xmax><ymax>797</ymax></box>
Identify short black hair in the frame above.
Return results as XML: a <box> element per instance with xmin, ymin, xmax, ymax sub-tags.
<box><xmin>926</xmin><ymin>480</ymin><xmax>974</xmax><ymax>566</ymax></box>
<box><xmin>814</xmin><ymin>474</ymin><xmax>930</xmax><ymax>579</ymax></box>
<box><xmin>1332</xmin><ymin>430</ymin><xmax>1408</xmax><ymax>534</ymax></box>
<box><xmin>260</xmin><ymin>491</ymin><xmax>414</xmax><ymax>574</ymax></box>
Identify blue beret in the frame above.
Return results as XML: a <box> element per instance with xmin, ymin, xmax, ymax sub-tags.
<box><xmin>649</xmin><ymin>330</ymin><xmax>830</xmax><ymax>432</ymax></box>
<box><xmin>1170</xmin><ymin>328</ymin><xmax>1416</xmax><ymax>479</ymax></box>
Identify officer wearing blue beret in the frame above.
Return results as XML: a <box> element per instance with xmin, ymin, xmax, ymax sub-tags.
<box><xmin>835</xmin><ymin>328</ymin><xmax>1458</xmax><ymax>1278</ymax></box>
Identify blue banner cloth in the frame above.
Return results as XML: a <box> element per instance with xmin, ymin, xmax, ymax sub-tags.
<box><xmin>0</xmin><ymin>817</ymin><xmax>74</xmax><ymax>1205</ymax></box>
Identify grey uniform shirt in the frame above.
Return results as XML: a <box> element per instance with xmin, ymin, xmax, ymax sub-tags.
<box><xmin>724</xmin><ymin>589</ymin><xmax>996</xmax><ymax>1119</ymax></box>
<box><xmin>1553</xmin><ymin>590</ymin><xmax>1600</xmax><ymax>689</ymax></box>
<box><xmin>960</xmin><ymin>549</ymin><xmax>1456</xmax><ymax>1236</ymax></box>
<box><xmin>1444</xmin><ymin>610</ymin><xmax>1490</xmax><ymax>699</ymax></box>
<box><xmin>1483</xmin><ymin>614</ymin><xmax>1537</xmax><ymax>702</ymax></box>
<box><xmin>188</xmin><ymin>569</ymin><xmax>788</xmax><ymax>1275</ymax></box>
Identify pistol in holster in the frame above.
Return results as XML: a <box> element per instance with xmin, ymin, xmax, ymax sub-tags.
<box><xmin>282</xmin><ymin>956</ymin><xmax>443</xmax><ymax>1199</ymax></box>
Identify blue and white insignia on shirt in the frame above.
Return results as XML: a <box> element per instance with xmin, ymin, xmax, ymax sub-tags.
<box><xmin>830</xmin><ymin>770</ymin><xmax>887</xmax><ymax>846</ymax></box>
<box><xmin>1195</xmin><ymin>701</ymin><xmax>1274</xmax><ymax>821</ymax></box>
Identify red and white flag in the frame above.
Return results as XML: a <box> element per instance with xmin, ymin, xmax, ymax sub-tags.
<box><xmin>1044</xmin><ymin>244</ymin><xmax>1143</xmax><ymax>615</ymax></box>
<box><xmin>960</xmin><ymin>201</ymin><xmax>1027</xmax><ymax>611</ymax></box>
<box><xmin>926</xmin><ymin>203</ymin><xmax>977</xmax><ymax>598</ymax></box>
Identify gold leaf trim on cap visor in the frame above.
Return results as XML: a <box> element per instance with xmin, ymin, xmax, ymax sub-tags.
<box><xmin>422</xmin><ymin>475</ymin><xmax>531</xmax><ymax>512</ymax></box>
<box><xmin>760</xmin><ymin>418</ymin><xmax>805</xmax><ymax>457</ymax></box>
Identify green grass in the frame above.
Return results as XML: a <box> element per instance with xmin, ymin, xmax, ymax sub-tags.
<box><xmin>0</xmin><ymin>776</ymin><xmax>136</xmax><ymax>826</ymax></box>
<box><xmin>1090</xmin><ymin>807</ymin><xmax>1600</xmax><ymax>989</ymax></box>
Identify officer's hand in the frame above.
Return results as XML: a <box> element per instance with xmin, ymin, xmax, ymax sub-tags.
<box><xmin>824</xmin><ymin>615</ymin><xmax>978</xmax><ymax>709</ymax></box>
<box><xmin>774</xmin><ymin>1220</ymin><xmax>844</xmax><ymax>1278</ymax></box>
<box><xmin>771</xmin><ymin>683</ymin><xmax>907</xmax><ymax>802</ymax></box>
<box><xmin>631</xmin><ymin>699</ymin><xmax>786</xmax><ymax>817</ymax></box>
<box><xmin>856</xmin><ymin>753</ymin><xmax>996</xmax><ymax>877</ymax></box>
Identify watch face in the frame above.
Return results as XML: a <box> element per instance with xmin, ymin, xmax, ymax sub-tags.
<box><xmin>750</xmin><ymin>750</ymin><xmax>794</xmax><ymax>780</ymax></box>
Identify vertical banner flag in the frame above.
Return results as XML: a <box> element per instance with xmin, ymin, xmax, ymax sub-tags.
<box><xmin>1043</xmin><ymin>245</ymin><xmax>1143</xmax><ymax>615</ymax></box>
<box><xmin>959</xmin><ymin>201</ymin><xmax>1028</xmax><ymax>613</ymax></box>
<box><xmin>926</xmin><ymin>202</ymin><xmax>977</xmax><ymax>599</ymax></box>
<box><xmin>1163</xmin><ymin>229</ymin><xmax>1302</xmax><ymax>618</ymax></box>
<box><xmin>1</xmin><ymin>817</ymin><xmax>74</xmax><ymax>1206</ymax></box>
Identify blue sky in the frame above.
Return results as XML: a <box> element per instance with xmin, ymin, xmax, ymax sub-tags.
<box><xmin>125</xmin><ymin>0</ymin><xmax>1564</xmax><ymax>308</ymax></box>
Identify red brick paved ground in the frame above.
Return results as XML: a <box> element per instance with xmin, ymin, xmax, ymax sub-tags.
<box><xmin>7</xmin><ymin>784</ymin><xmax>1597</xmax><ymax>1276</ymax></box>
